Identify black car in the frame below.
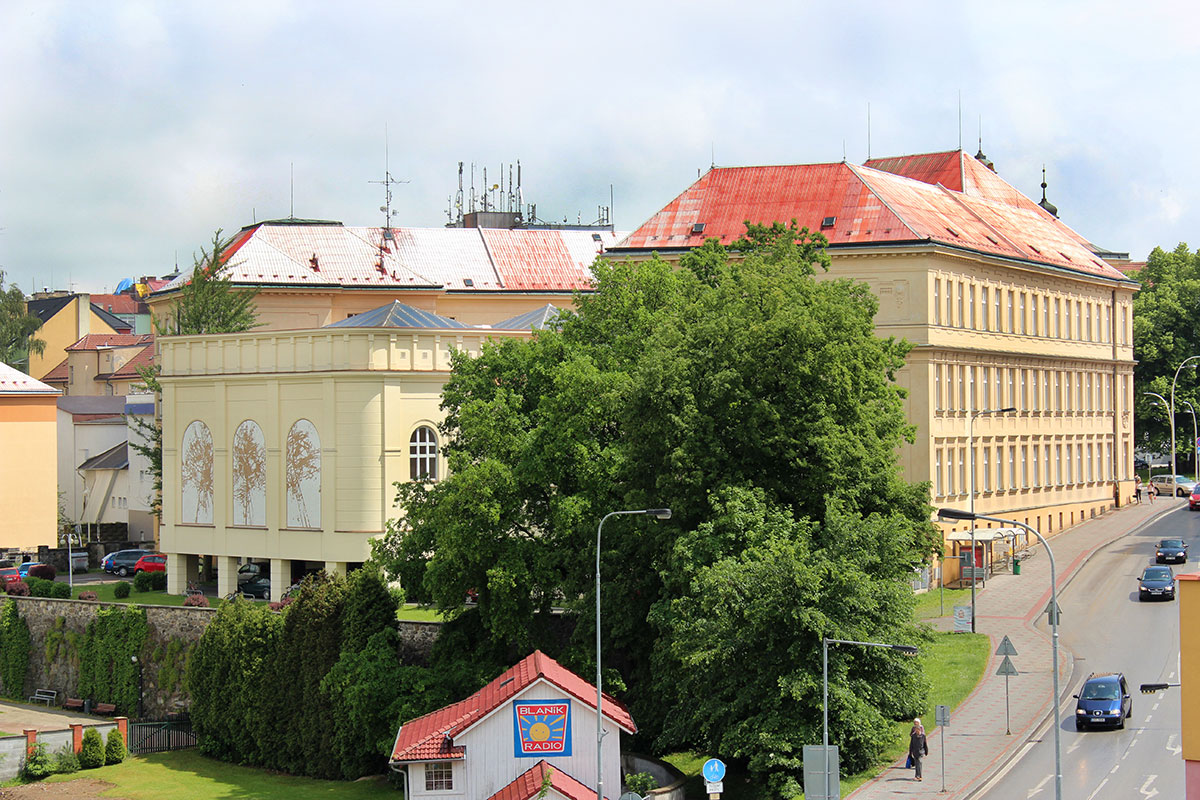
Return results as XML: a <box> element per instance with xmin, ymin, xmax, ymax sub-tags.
<box><xmin>239</xmin><ymin>576</ymin><xmax>270</xmax><ymax>599</ymax></box>
<box><xmin>1138</xmin><ymin>565</ymin><xmax>1175</xmax><ymax>601</ymax></box>
<box><xmin>1156</xmin><ymin>539</ymin><xmax>1188</xmax><ymax>564</ymax></box>
<box><xmin>102</xmin><ymin>549</ymin><xmax>149</xmax><ymax>577</ymax></box>
<box><xmin>1074</xmin><ymin>673</ymin><xmax>1132</xmax><ymax>730</ymax></box>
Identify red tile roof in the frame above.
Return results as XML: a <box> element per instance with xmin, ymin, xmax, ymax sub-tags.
<box><xmin>616</xmin><ymin>151</ymin><xmax>1130</xmax><ymax>283</ymax></box>
<box><xmin>41</xmin><ymin>358</ymin><xmax>69</xmax><ymax>384</ymax></box>
<box><xmin>67</xmin><ymin>334</ymin><xmax>155</xmax><ymax>352</ymax></box>
<box><xmin>90</xmin><ymin>293</ymin><xmax>143</xmax><ymax>315</ymax></box>
<box><xmin>390</xmin><ymin>650</ymin><xmax>635</xmax><ymax>764</ymax></box>
<box><xmin>487</xmin><ymin>761</ymin><xmax>605</xmax><ymax>800</ymax></box>
<box><xmin>108</xmin><ymin>343</ymin><xmax>156</xmax><ymax>380</ymax></box>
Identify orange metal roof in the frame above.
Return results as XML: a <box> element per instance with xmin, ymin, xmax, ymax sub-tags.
<box><xmin>865</xmin><ymin>150</ymin><xmax>965</xmax><ymax>191</ymax></box>
<box><xmin>617</xmin><ymin>151</ymin><xmax>1130</xmax><ymax>282</ymax></box>
<box><xmin>487</xmin><ymin>761</ymin><xmax>605</xmax><ymax>800</ymax></box>
<box><xmin>389</xmin><ymin>650</ymin><xmax>635</xmax><ymax>764</ymax></box>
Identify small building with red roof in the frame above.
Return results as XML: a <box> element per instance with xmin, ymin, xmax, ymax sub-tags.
<box><xmin>389</xmin><ymin>650</ymin><xmax>635</xmax><ymax>800</ymax></box>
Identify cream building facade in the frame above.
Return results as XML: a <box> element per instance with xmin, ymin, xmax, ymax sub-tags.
<box><xmin>0</xmin><ymin>362</ymin><xmax>60</xmax><ymax>551</ymax></box>
<box><xmin>610</xmin><ymin>150</ymin><xmax>1137</xmax><ymax>584</ymax></box>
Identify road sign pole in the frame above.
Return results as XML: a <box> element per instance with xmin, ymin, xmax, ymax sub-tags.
<box><xmin>934</xmin><ymin>704</ymin><xmax>950</xmax><ymax>793</ymax></box>
<box><xmin>1005</xmin><ymin>673</ymin><xmax>1010</xmax><ymax>735</ymax></box>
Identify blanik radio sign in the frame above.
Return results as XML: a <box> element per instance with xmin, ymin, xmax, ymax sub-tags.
<box><xmin>513</xmin><ymin>699</ymin><xmax>572</xmax><ymax>757</ymax></box>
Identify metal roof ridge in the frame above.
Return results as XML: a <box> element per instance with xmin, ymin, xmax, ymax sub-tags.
<box><xmin>475</xmin><ymin>228</ymin><xmax>505</xmax><ymax>289</ymax></box>
<box><xmin>933</xmin><ymin>182</ymin><xmax>1028</xmax><ymax>257</ymax></box>
<box><xmin>343</xmin><ymin>227</ymin><xmax>441</xmax><ymax>286</ymax></box>
<box><xmin>844</xmin><ymin>162</ymin><xmax>923</xmax><ymax>240</ymax></box>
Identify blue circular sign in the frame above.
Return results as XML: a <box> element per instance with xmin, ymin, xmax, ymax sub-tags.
<box><xmin>702</xmin><ymin>758</ymin><xmax>726</xmax><ymax>782</ymax></box>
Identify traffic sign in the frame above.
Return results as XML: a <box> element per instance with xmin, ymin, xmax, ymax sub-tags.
<box><xmin>1044</xmin><ymin>600</ymin><xmax>1062</xmax><ymax>625</ymax></box>
<box><xmin>996</xmin><ymin>655</ymin><xmax>1019</xmax><ymax>676</ymax></box>
<box><xmin>995</xmin><ymin>635</ymin><xmax>1018</xmax><ymax>656</ymax></box>
<box><xmin>702</xmin><ymin>758</ymin><xmax>726</xmax><ymax>782</ymax></box>
<box><xmin>705</xmin><ymin>781</ymin><xmax>724</xmax><ymax>794</ymax></box>
<box><xmin>935</xmin><ymin>704</ymin><xmax>950</xmax><ymax>726</ymax></box>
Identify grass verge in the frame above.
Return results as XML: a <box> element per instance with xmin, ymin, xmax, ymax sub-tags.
<box><xmin>37</xmin><ymin>750</ymin><xmax>395</xmax><ymax>798</ymax></box>
<box><xmin>912</xmin><ymin>586</ymin><xmax>973</xmax><ymax>620</ymax></box>
<box><xmin>663</xmin><ymin>631</ymin><xmax>990</xmax><ymax>799</ymax></box>
<box><xmin>72</xmin><ymin>582</ymin><xmax>190</xmax><ymax>607</ymax></box>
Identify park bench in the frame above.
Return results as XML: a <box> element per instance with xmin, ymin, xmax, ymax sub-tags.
<box><xmin>93</xmin><ymin>702</ymin><xmax>116</xmax><ymax>715</ymax></box>
<box><xmin>28</xmin><ymin>689</ymin><xmax>56</xmax><ymax>706</ymax></box>
<box><xmin>63</xmin><ymin>698</ymin><xmax>84</xmax><ymax>711</ymax></box>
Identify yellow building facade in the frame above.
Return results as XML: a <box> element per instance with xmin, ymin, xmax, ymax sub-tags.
<box><xmin>26</xmin><ymin>294</ymin><xmax>128</xmax><ymax>382</ymax></box>
<box><xmin>0</xmin><ymin>363</ymin><xmax>60</xmax><ymax>551</ymax></box>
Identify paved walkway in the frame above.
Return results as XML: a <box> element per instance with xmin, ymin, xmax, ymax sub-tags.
<box><xmin>0</xmin><ymin>701</ymin><xmax>98</xmax><ymax>735</ymax></box>
<box><xmin>846</xmin><ymin>496</ymin><xmax>1183</xmax><ymax>800</ymax></box>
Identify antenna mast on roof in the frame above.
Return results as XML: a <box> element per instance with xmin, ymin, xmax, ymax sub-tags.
<box><xmin>867</xmin><ymin>102</ymin><xmax>871</xmax><ymax>161</ymax></box>
<box><xmin>290</xmin><ymin>162</ymin><xmax>294</xmax><ymax>220</ymax></box>
<box><xmin>368</xmin><ymin>126</ymin><xmax>410</xmax><ymax>234</ymax></box>
<box><xmin>957</xmin><ymin>90</ymin><xmax>962</xmax><ymax>151</ymax></box>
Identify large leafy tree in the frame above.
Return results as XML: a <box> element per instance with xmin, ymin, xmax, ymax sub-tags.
<box><xmin>130</xmin><ymin>230</ymin><xmax>259</xmax><ymax>518</ymax></box>
<box><xmin>0</xmin><ymin>271</ymin><xmax>45</xmax><ymax>373</ymax></box>
<box><xmin>374</xmin><ymin>223</ymin><xmax>937</xmax><ymax>790</ymax></box>
<box><xmin>1132</xmin><ymin>243</ymin><xmax>1200</xmax><ymax>466</ymax></box>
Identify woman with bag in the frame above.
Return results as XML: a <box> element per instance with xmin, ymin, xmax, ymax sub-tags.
<box><xmin>909</xmin><ymin>718</ymin><xmax>929</xmax><ymax>781</ymax></box>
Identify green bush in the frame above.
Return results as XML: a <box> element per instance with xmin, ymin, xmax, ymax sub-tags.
<box><xmin>77</xmin><ymin>606</ymin><xmax>147</xmax><ymax>715</ymax></box>
<box><xmin>52</xmin><ymin>742</ymin><xmax>79</xmax><ymax>773</ymax></box>
<box><xmin>23</xmin><ymin>741</ymin><xmax>54</xmax><ymax>779</ymax></box>
<box><xmin>105</xmin><ymin>728</ymin><xmax>126</xmax><ymax>764</ymax></box>
<box><xmin>6</xmin><ymin>581</ymin><xmax>29</xmax><ymax>596</ymax></box>
<box><xmin>79</xmin><ymin>728</ymin><xmax>104</xmax><ymax>769</ymax></box>
<box><xmin>25</xmin><ymin>577</ymin><xmax>70</xmax><ymax>598</ymax></box>
<box><xmin>113</xmin><ymin>582</ymin><xmax>131</xmax><ymax>599</ymax></box>
<box><xmin>625</xmin><ymin>772</ymin><xmax>658</xmax><ymax>794</ymax></box>
<box><xmin>133</xmin><ymin>571</ymin><xmax>167</xmax><ymax>592</ymax></box>
<box><xmin>27</xmin><ymin>564</ymin><xmax>56</xmax><ymax>581</ymax></box>
<box><xmin>0</xmin><ymin>600</ymin><xmax>30</xmax><ymax>699</ymax></box>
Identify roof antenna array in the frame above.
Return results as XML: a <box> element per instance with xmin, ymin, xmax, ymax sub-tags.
<box><xmin>867</xmin><ymin>102</ymin><xmax>872</xmax><ymax>161</ymax></box>
<box><xmin>368</xmin><ymin>125</ymin><xmax>410</xmax><ymax>239</ymax></box>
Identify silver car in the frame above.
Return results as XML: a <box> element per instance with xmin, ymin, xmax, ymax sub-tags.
<box><xmin>1149</xmin><ymin>474</ymin><xmax>1197</xmax><ymax>497</ymax></box>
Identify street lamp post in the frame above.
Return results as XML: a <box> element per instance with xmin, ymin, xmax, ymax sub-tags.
<box><xmin>1169</xmin><ymin>357</ymin><xmax>1200</xmax><ymax>494</ymax></box>
<box><xmin>966</xmin><ymin>406</ymin><xmax>1016</xmax><ymax>632</ymax></box>
<box><xmin>938</xmin><ymin>507</ymin><xmax>1062</xmax><ymax>800</ymax></box>
<box><xmin>822</xmin><ymin>638</ymin><xmax>918</xmax><ymax>800</ymax></box>
<box><xmin>130</xmin><ymin>655</ymin><xmax>143</xmax><ymax>720</ymax></box>
<box><xmin>1184</xmin><ymin>401</ymin><xmax>1198</xmax><ymax>484</ymax></box>
<box><xmin>1146</xmin><ymin>392</ymin><xmax>1171</xmax><ymax>493</ymax></box>
<box><xmin>595</xmin><ymin>507</ymin><xmax>671</xmax><ymax>800</ymax></box>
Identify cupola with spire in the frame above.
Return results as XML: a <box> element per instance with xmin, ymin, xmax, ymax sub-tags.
<box><xmin>1038</xmin><ymin>166</ymin><xmax>1058</xmax><ymax>218</ymax></box>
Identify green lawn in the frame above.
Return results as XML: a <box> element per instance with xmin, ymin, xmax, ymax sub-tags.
<box><xmin>38</xmin><ymin>750</ymin><xmax>396</xmax><ymax>798</ymax></box>
<box><xmin>396</xmin><ymin>604</ymin><xmax>446</xmax><ymax>622</ymax></box>
<box><xmin>663</xmin><ymin>631</ymin><xmax>990</xmax><ymax>799</ymax></box>
<box><xmin>912</xmin><ymin>586</ymin><xmax>972</xmax><ymax>620</ymax></box>
<box><xmin>71</xmin><ymin>581</ymin><xmax>191</xmax><ymax>607</ymax></box>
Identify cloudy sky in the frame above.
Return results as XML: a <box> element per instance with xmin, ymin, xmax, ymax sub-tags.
<box><xmin>1</xmin><ymin>0</ymin><xmax>1197</xmax><ymax>293</ymax></box>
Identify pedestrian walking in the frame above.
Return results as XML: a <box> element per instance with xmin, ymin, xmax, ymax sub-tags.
<box><xmin>1135</xmin><ymin>475</ymin><xmax>1143</xmax><ymax>504</ymax></box>
<box><xmin>1149</xmin><ymin>482</ymin><xmax>1157</xmax><ymax>504</ymax></box>
<box><xmin>909</xmin><ymin>718</ymin><xmax>929</xmax><ymax>782</ymax></box>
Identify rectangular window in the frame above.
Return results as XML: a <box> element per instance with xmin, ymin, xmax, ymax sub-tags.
<box><xmin>957</xmin><ymin>283</ymin><xmax>965</xmax><ymax>327</ymax></box>
<box><xmin>1087</xmin><ymin>302</ymin><xmax>1093</xmax><ymax>341</ymax></box>
<box><xmin>1104</xmin><ymin>305</ymin><xmax>1111</xmax><ymax>342</ymax></box>
<box><xmin>1032</xmin><ymin>294</ymin><xmax>1040</xmax><ymax>335</ymax></box>
<box><xmin>1021</xmin><ymin>445</ymin><xmax>1028</xmax><ymax>487</ymax></box>
<box><xmin>934</xmin><ymin>279</ymin><xmax>941</xmax><ymax>325</ymax></box>
<box><xmin>947</xmin><ymin>280</ymin><xmax>955</xmax><ymax>325</ymax></box>
<box><xmin>1007</xmin><ymin>369</ymin><xmax>1015</xmax><ymax>408</ymax></box>
<box><xmin>994</xmin><ymin>289</ymin><xmax>1002</xmax><ymax>331</ymax></box>
<box><xmin>947</xmin><ymin>448</ymin><xmax>956</xmax><ymax>495</ymax></box>
<box><xmin>1054</xmin><ymin>372</ymin><xmax>1061</xmax><ymax>412</ymax></box>
<box><xmin>1021</xmin><ymin>369</ymin><xmax>1028</xmax><ymax>410</ymax></box>
<box><xmin>1107</xmin><ymin>443</ymin><xmax>1113</xmax><ymax>480</ymax></box>
<box><xmin>958</xmin><ymin>366</ymin><xmax>966</xmax><ymax>410</ymax></box>
<box><xmin>1077</xmin><ymin>443</ymin><xmax>1084</xmax><ymax>483</ymax></box>
<box><xmin>1088</xmin><ymin>443</ymin><xmax>1095</xmax><ymax>482</ymax></box>
<box><xmin>935</xmin><ymin>366</ymin><xmax>942</xmax><ymax>412</ymax></box>
<box><xmin>1056</xmin><ymin>445</ymin><xmax>1063</xmax><ymax>484</ymax></box>
<box><xmin>1007</xmin><ymin>290</ymin><xmax>1015</xmax><ymax>332</ymax></box>
<box><xmin>1009</xmin><ymin>445</ymin><xmax>1017</xmax><ymax>487</ymax></box>
<box><xmin>1076</xmin><ymin>301</ymin><xmax>1082</xmax><ymax>340</ymax></box>
<box><xmin>1054</xmin><ymin>298</ymin><xmax>1062</xmax><ymax>338</ymax></box>
<box><xmin>982</xmin><ymin>368</ymin><xmax>990</xmax><ymax>409</ymax></box>
<box><xmin>996</xmin><ymin>445</ymin><xmax>1005</xmax><ymax>490</ymax></box>
<box><xmin>1031</xmin><ymin>371</ymin><xmax>1040</xmax><ymax>412</ymax></box>
<box><xmin>1033</xmin><ymin>444</ymin><xmax>1041</xmax><ymax>485</ymax></box>
<box><xmin>969</xmin><ymin>366</ymin><xmax>976</xmax><ymax>411</ymax></box>
<box><xmin>983</xmin><ymin>447</ymin><xmax>991</xmax><ymax>491</ymax></box>
<box><xmin>1020</xmin><ymin>292</ymin><xmax>1028</xmax><ymax>334</ymax></box>
<box><xmin>959</xmin><ymin>447</ymin><xmax>967</xmax><ymax>493</ymax></box>
<box><xmin>1065</xmin><ymin>373</ymin><xmax>1073</xmax><ymax>412</ymax></box>
<box><xmin>1046</xmin><ymin>445</ymin><xmax>1053</xmax><ymax>485</ymax></box>
<box><xmin>1124</xmin><ymin>306</ymin><xmax>1131</xmax><ymax>344</ymax></box>
<box><xmin>936</xmin><ymin>449</ymin><xmax>943</xmax><ymax>497</ymax></box>
<box><xmin>969</xmin><ymin>284</ymin><xmax>976</xmax><ymax>329</ymax></box>
<box><xmin>425</xmin><ymin>763</ymin><xmax>453</xmax><ymax>791</ymax></box>
<box><xmin>981</xmin><ymin>286</ymin><xmax>989</xmax><ymax>330</ymax></box>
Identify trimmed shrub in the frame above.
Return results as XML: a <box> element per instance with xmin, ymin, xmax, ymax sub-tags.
<box><xmin>104</xmin><ymin>728</ymin><xmax>126</xmax><ymax>764</ymax></box>
<box><xmin>77</xmin><ymin>591</ymin><xmax>98</xmax><ymax>601</ymax></box>
<box><xmin>26</xmin><ymin>577</ymin><xmax>70</xmax><ymax>598</ymax></box>
<box><xmin>626</xmin><ymin>772</ymin><xmax>658</xmax><ymax>794</ymax></box>
<box><xmin>79</xmin><ymin>728</ymin><xmax>104</xmax><ymax>769</ymax></box>
<box><xmin>0</xmin><ymin>601</ymin><xmax>30</xmax><ymax>700</ymax></box>
<box><xmin>133</xmin><ymin>571</ymin><xmax>167</xmax><ymax>592</ymax></box>
<box><xmin>52</xmin><ymin>742</ymin><xmax>79</xmax><ymax>773</ymax></box>
<box><xmin>183</xmin><ymin>593</ymin><xmax>209</xmax><ymax>607</ymax></box>
<box><xmin>113</xmin><ymin>582</ymin><xmax>131</xmax><ymax>599</ymax></box>
<box><xmin>6</xmin><ymin>581</ymin><xmax>29</xmax><ymax>597</ymax></box>
<box><xmin>23</xmin><ymin>741</ymin><xmax>54</xmax><ymax>779</ymax></box>
<box><xmin>27</xmin><ymin>564</ymin><xmax>56</xmax><ymax>581</ymax></box>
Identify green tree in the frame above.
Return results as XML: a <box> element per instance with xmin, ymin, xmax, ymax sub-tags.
<box><xmin>104</xmin><ymin>727</ymin><xmax>126</xmax><ymax>764</ymax></box>
<box><xmin>79</xmin><ymin>728</ymin><xmax>104</xmax><ymax>769</ymax></box>
<box><xmin>1133</xmin><ymin>243</ymin><xmax>1200</xmax><ymax>465</ymax></box>
<box><xmin>129</xmin><ymin>229</ymin><xmax>260</xmax><ymax>518</ymax></box>
<box><xmin>374</xmin><ymin>223</ymin><xmax>937</xmax><ymax>787</ymax></box>
<box><xmin>0</xmin><ymin>270</ymin><xmax>44</xmax><ymax>373</ymax></box>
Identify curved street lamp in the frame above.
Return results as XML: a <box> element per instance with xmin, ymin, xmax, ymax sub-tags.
<box><xmin>1184</xmin><ymin>401</ymin><xmax>1198</xmax><ymax>485</ymax></box>
<box><xmin>1168</xmin><ymin>357</ymin><xmax>1200</xmax><ymax>492</ymax></box>
<box><xmin>966</xmin><ymin>406</ymin><xmax>1016</xmax><ymax>632</ymax></box>
<box><xmin>595</xmin><ymin>507</ymin><xmax>671</xmax><ymax>800</ymax></box>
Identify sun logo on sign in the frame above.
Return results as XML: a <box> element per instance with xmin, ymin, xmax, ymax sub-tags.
<box><xmin>513</xmin><ymin>700</ymin><xmax>572</xmax><ymax>757</ymax></box>
<box><xmin>520</xmin><ymin>712</ymin><xmax>565</xmax><ymax>743</ymax></box>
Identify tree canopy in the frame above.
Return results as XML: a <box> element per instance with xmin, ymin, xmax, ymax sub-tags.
<box><xmin>0</xmin><ymin>271</ymin><xmax>45</xmax><ymax>374</ymax></box>
<box><xmin>373</xmin><ymin>223</ymin><xmax>937</xmax><ymax>792</ymax></box>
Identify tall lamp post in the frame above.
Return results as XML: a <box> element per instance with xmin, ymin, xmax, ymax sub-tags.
<box><xmin>938</xmin><ymin>507</ymin><xmax>1062</xmax><ymax>800</ymax></box>
<box><xmin>966</xmin><ymin>406</ymin><xmax>1016</xmax><ymax>631</ymax></box>
<box><xmin>1168</xmin><ymin>357</ymin><xmax>1200</xmax><ymax>493</ymax></box>
<box><xmin>822</xmin><ymin>638</ymin><xmax>918</xmax><ymax>800</ymax></box>
<box><xmin>1184</xmin><ymin>401</ymin><xmax>1199</xmax><ymax>484</ymax></box>
<box><xmin>595</xmin><ymin>507</ymin><xmax>671</xmax><ymax>800</ymax></box>
<box><xmin>1146</xmin><ymin>392</ymin><xmax>1171</xmax><ymax>490</ymax></box>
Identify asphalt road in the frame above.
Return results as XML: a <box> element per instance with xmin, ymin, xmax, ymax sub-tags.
<box><xmin>977</xmin><ymin>506</ymin><xmax>1189</xmax><ymax>800</ymax></box>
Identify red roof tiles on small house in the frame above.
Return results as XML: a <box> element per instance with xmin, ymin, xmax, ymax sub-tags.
<box><xmin>106</xmin><ymin>343</ymin><xmax>156</xmax><ymax>381</ymax></box>
<box><xmin>66</xmin><ymin>334</ymin><xmax>155</xmax><ymax>352</ymax></box>
<box><xmin>40</xmin><ymin>358</ymin><xmax>69</xmax><ymax>385</ymax></box>
<box><xmin>487</xmin><ymin>760</ymin><xmax>606</xmax><ymax>800</ymax></box>
<box><xmin>389</xmin><ymin>650</ymin><xmax>635</xmax><ymax>764</ymax></box>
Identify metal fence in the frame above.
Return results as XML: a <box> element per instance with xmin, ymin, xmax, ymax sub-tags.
<box><xmin>127</xmin><ymin>716</ymin><xmax>197</xmax><ymax>755</ymax></box>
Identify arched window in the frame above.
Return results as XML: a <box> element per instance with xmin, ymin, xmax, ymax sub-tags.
<box><xmin>181</xmin><ymin>421</ymin><xmax>214</xmax><ymax>524</ymax></box>
<box><xmin>232</xmin><ymin>421</ymin><xmax>266</xmax><ymax>526</ymax></box>
<box><xmin>286</xmin><ymin>420</ymin><xmax>321</xmax><ymax>528</ymax></box>
<box><xmin>410</xmin><ymin>426</ymin><xmax>438</xmax><ymax>481</ymax></box>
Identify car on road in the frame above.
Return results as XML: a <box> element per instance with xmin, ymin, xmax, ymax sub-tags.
<box><xmin>1149</xmin><ymin>474</ymin><xmax>1197</xmax><ymax>497</ymax></box>
<box><xmin>133</xmin><ymin>553</ymin><xmax>166</xmax><ymax>574</ymax></box>
<box><xmin>0</xmin><ymin>567</ymin><xmax>20</xmax><ymax>586</ymax></box>
<box><xmin>17</xmin><ymin>562</ymin><xmax>47</xmax><ymax>578</ymax></box>
<box><xmin>103</xmin><ymin>549</ymin><xmax>149</xmax><ymax>577</ymax></box>
<box><xmin>1134</xmin><ymin>456</ymin><xmax>1150</xmax><ymax>471</ymax></box>
<box><xmin>1138</xmin><ymin>565</ymin><xmax>1176</xmax><ymax>601</ymax></box>
<box><xmin>1191</xmin><ymin>487</ymin><xmax>1200</xmax><ymax>510</ymax></box>
<box><xmin>1156</xmin><ymin>538</ymin><xmax>1188</xmax><ymax>563</ymax></box>
<box><xmin>238</xmin><ymin>575</ymin><xmax>270</xmax><ymax>599</ymax></box>
<box><xmin>1073</xmin><ymin>672</ymin><xmax>1132</xmax><ymax>730</ymax></box>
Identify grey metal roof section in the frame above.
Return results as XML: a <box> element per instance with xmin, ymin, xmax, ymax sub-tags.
<box><xmin>57</xmin><ymin>396</ymin><xmax>128</xmax><ymax>415</ymax></box>
<box><xmin>323</xmin><ymin>301</ymin><xmax>469</xmax><ymax>329</ymax></box>
<box><xmin>78</xmin><ymin>441</ymin><xmax>128</xmax><ymax>471</ymax></box>
<box><xmin>491</xmin><ymin>304</ymin><xmax>565</xmax><ymax>330</ymax></box>
<box><xmin>91</xmin><ymin>303</ymin><xmax>133</xmax><ymax>332</ymax></box>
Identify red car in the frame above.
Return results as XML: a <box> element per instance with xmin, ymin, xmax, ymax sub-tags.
<box><xmin>1190</xmin><ymin>486</ymin><xmax>1200</xmax><ymax>511</ymax></box>
<box><xmin>133</xmin><ymin>554</ymin><xmax>166</xmax><ymax>574</ymax></box>
<box><xmin>0</xmin><ymin>567</ymin><xmax>19</xmax><ymax>586</ymax></box>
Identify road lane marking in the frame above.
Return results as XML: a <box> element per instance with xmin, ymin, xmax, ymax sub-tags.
<box><xmin>1152</xmin><ymin>701</ymin><xmax>1161</xmax><ymax>711</ymax></box>
<box><xmin>1084</xmin><ymin>777</ymin><xmax>1109</xmax><ymax>800</ymax></box>
<box><xmin>1140</xmin><ymin>774</ymin><xmax>1159</xmax><ymax>798</ymax></box>
<box><xmin>1027</xmin><ymin>774</ymin><xmax>1052</xmax><ymax>797</ymax></box>
<box><xmin>1167</xmin><ymin>734</ymin><xmax>1182</xmax><ymax>756</ymax></box>
<box><xmin>1111</xmin><ymin>763</ymin><xmax>1120</xmax><ymax>774</ymax></box>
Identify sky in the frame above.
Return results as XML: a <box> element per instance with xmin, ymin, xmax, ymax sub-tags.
<box><xmin>2</xmin><ymin>0</ymin><xmax>1198</xmax><ymax>294</ymax></box>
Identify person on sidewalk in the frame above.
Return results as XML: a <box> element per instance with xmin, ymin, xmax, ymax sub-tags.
<box><xmin>909</xmin><ymin>718</ymin><xmax>929</xmax><ymax>782</ymax></box>
<box><xmin>1148</xmin><ymin>482</ymin><xmax>1157</xmax><ymax>504</ymax></box>
<box><xmin>1135</xmin><ymin>475</ymin><xmax>1143</xmax><ymax>504</ymax></box>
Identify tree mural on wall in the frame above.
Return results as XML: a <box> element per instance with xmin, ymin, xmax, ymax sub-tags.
<box><xmin>181</xmin><ymin>421</ymin><xmax>214</xmax><ymax>524</ymax></box>
<box><xmin>232</xmin><ymin>421</ymin><xmax>266</xmax><ymax>526</ymax></box>
<box><xmin>286</xmin><ymin>420</ymin><xmax>321</xmax><ymax>528</ymax></box>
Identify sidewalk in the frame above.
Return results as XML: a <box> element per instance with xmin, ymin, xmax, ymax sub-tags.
<box><xmin>845</xmin><ymin>496</ymin><xmax>1183</xmax><ymax>800</ymax></box>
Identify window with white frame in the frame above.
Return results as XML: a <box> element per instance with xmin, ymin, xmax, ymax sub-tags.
<box><xmin>1009</xmin><ymin>445</ymin><xmax>1017</xmax><ymax>488</ymax></box>
<box><xmin>935</xmin><ymin>366</ymin><xmax>942</xmax><ymax>412</ymax></box>
<box><xmin>959</xmin><ymin>447</ymin><xmax>967</xmax><ymax>492</ymax></box>
<box><xmin>1020</xmin><ymin>292</ymin><xmax>1027</xmax><ymax>334</ymax></box>
<box><xmin>994</xmin><ymin>288</ymin><xmax>1001</xmax><ymax>331</ymax></box>
<box><xmin>425</xmin><ymin>762</ymin><xmax>453</xmax><ymax>791</ymax></box>
<box><xmin>981</xmin><ymin>286</ymin><xmax>989</xmax><ymax>329</ymax></box>
<box><xmin>1033</xmin><ymin>444</ymin><xmax>1041</xmax><ymax>485</ymax></box>
<box><xmin>969</xmin><ymin>284</ymin><xmax>976</xmax><ymax>328</ymax></box>
<box><xmin>983</xmin><ymin>447</ymin><xmax>991</xmax><ymax>491</ymax></box>
<box><xmin>409</xmin><ymin>427</ymin><xmax>439</xmax><ymax>481</ymax></box>
<box><xmin>935</xmin><ymin>449</ymin><xmax>943</xmax><ymax>497</ymax></box>
<box><xmin>1021</xmin><ymin>445</ymin><xmax>1028</xmax><ymax>487</ymax></box>
<box><xmin>934</xmin><ymin>279</ymin><xmax>941</xmax><ymax>325</ymax></box>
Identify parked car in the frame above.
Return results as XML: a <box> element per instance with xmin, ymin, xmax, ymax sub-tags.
<box><xmin>237</xmin><ymin>562</ymin><xmax>265</xmax><ymax>584</ymax></box>
<box><xmin>239</xmin><ymin>575</ymin><xmax>271</xmax><ymax>599</ymax></box>
<box><xmin>1138</xmin><ymin>565</ymin><xmax>1176</xmax><ymax>601</ymax></box>
<box><xmin>1156</xmin><ymin>538</ymin><xmax>1188</xmax><ymax>563</ymax></box>
<box><xmin>133</xmin><ymin>553</ymin><xmax>166</xmax><ymax>574</ymax></box>
<box><xmin>1191</xmin><ymin>486</ymin><xmax>1200</xmax><ymax>510</ymax></box>
<box><xmin>1149</xmin><ymin>474</ymin><xmax>1197</xmax><ymax>497</ymax></box>
<box><xmin>0</xmin><ymin>567</ymin><xmax>20</xmax><ymax>586</ymax></box>
<box><xmin>1134</xmin><ymin>456</ymin><xmax>1150</xmax><ymax>471</ymax></box>
<box><xmin>103</xmin><ymin>549</ymin><xmax>149</xmax><ymax>577</ymax></box>
<box><xmin>1073</xmin><ymin>672</ymin><xmax>1132</xmax><ymax>730</ymax></box>
<box><xmin>17</xmin><ymin>562</ymin><xmax>46</xmax><ymax>578</ymax></box>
